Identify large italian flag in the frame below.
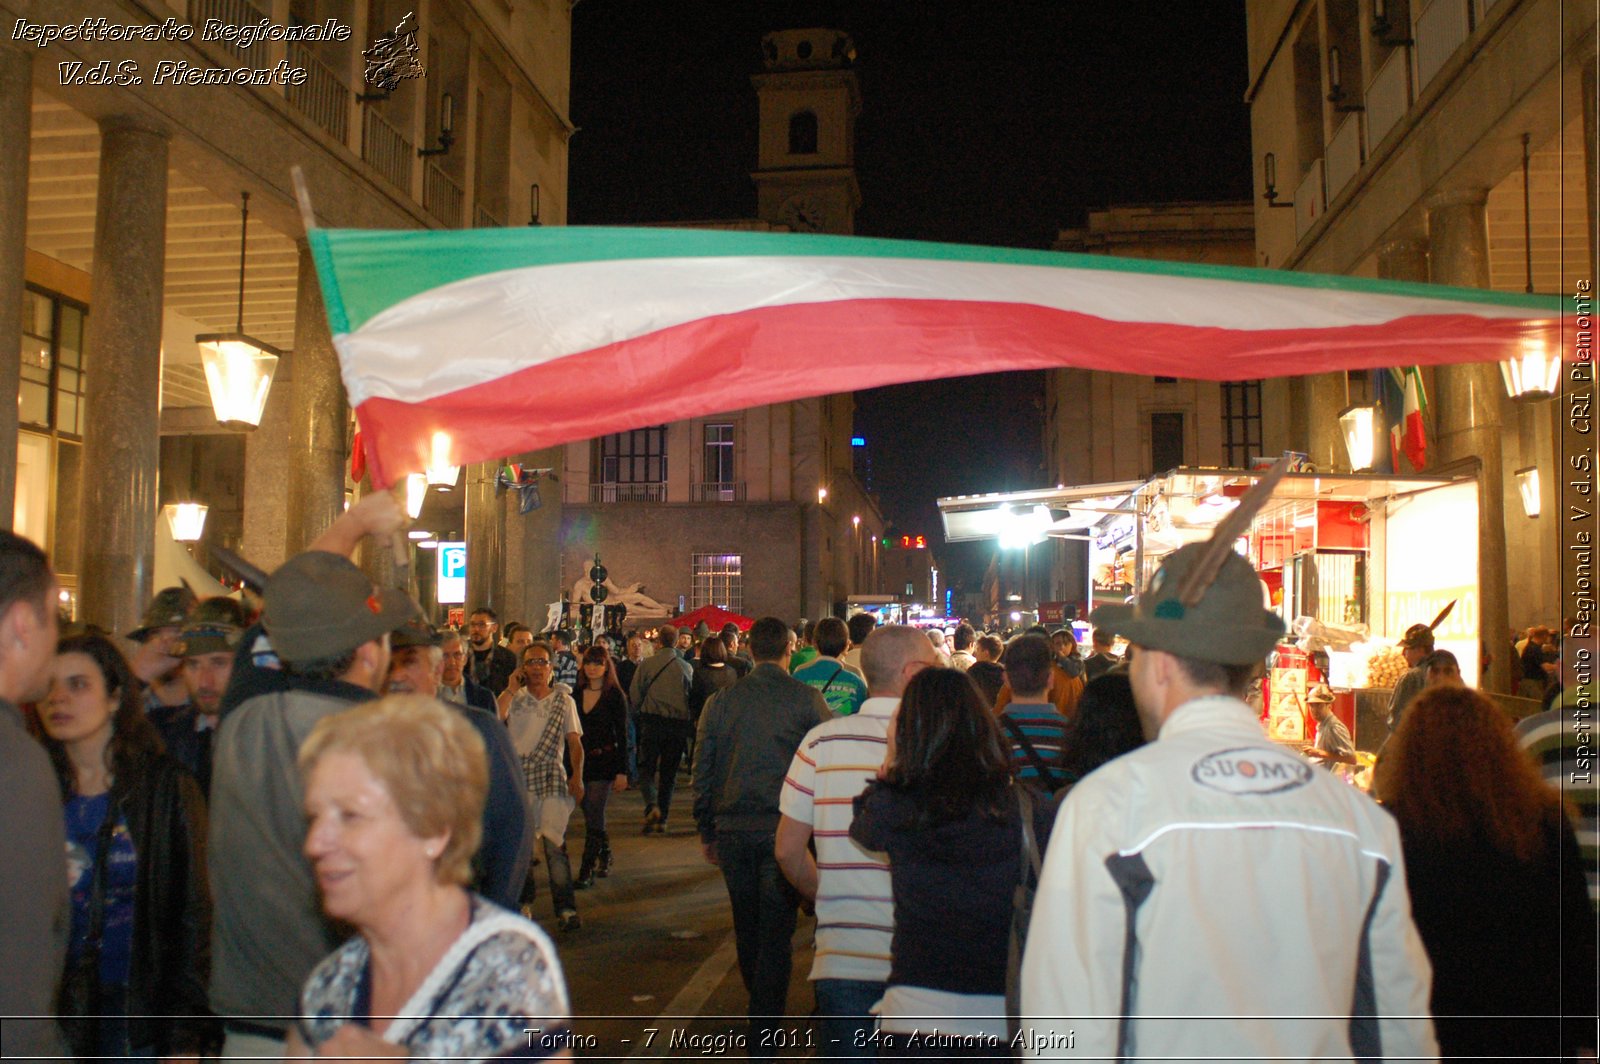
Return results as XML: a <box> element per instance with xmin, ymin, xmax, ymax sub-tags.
<box><xmin>306</xmin><ymin>226</ymin><xmax>1564</xmax><ymax>489</ymax></box>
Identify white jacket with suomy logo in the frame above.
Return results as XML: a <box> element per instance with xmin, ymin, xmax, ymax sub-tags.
<box><xmin>1020</xmin><ymin>695</ymin><xmax>1438</xmax><ymax>1062</ymax></box>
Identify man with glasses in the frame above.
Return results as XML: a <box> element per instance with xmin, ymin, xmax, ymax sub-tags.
<box><xmin>437</xmin><ymin>629</ymin><xmax>498</xmax><ymax>714</ymax></box>
<box><xmin>467</xmin><ymin>607</ymin><xmax>518</xmax><ymax>696</ymax></box>
<box><xmin>777</xmin><ymin>626</ymin><xmax>939</xmax><ymax>1056</ymax></box>
<box><xmin>500</xmin><ymin>643</ymin><xmax>585</xmax><ymax>932</ymax></box>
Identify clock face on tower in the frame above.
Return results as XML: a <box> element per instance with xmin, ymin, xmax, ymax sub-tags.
<box><xmin>780</xmin><ymin>195</ymin><xmax>827</xmax><ymax>233</ymax></box>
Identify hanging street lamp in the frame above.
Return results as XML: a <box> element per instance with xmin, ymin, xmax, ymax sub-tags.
<box><xmin>196</xmin><ymin>191</ymin><xmax>280</xmax><ymax>428</ymax></box>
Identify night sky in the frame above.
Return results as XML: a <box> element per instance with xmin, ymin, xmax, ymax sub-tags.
<box><xmin>569</xmin><ymin>2</ymin><xmax>1253</xmax><ymax>594</ymax></box>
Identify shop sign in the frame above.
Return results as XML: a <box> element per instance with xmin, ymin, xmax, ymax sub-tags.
<box><xmin>437</xmin><ymin>541</ymin><xmax>466</xmax><ymax>604</ymax></box>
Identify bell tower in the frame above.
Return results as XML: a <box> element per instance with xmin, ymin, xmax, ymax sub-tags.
<box><xmin>751</xmin><ymin>29</ymin><xmax>861</xmax><ymax>235</ymax></box>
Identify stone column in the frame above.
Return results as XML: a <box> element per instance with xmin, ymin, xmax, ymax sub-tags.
<box><xmin>510</xmin><ymin>446</ymin><xmax>564</xmax><ymax>631</ymax></box>
<box><xmin>284</xmin><ymin>242</ymin><xmax>347</xmax><ymax>554</ymax></box>
<box><xmin>464</xmin><ymin>460</ymin><xmax>505</xmax><ymax>613</ymax></box>
<box><xmin>78</xmin><ymin>116</ymin><xmax>168</xmax><ymax>634</ymax></box>
<box><xmin>0</xmin><ymin>46</ymin><xmax>31</xmax><ymax>530</ymax></box>
<box><xmin>240</xmin><ymin>352</ymin><xmax>292</xmax><ymax>572</ymax></box>
<box><xmin>1427</xmin><ymin>190</ymin><xmax>1513</xmax><ymax>694</ymax></box>
<box><xmin>1584</xmin><ymin>54</ymin><xmax>1596</xmax><ymax>284</ymax></box>
<box><xmin>1306</xmin><ymin>373</ymin><xmax>1348</xmax><ymax>471</ymax></box>
<box><xmin>354</xmin><ymin>475</ymin><xmax>399</xmax><ymax>592</ymax></box>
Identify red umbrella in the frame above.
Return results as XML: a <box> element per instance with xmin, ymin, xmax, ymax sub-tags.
<box><xmin>673</xmin><ymin>604</ymin><xmax>755</xmax><ymax>632</ymax></box>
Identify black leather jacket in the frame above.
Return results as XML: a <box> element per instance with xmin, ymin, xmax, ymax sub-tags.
<box><xmin>89</xmin><ymin>755</ymin><xmax>217</xmax><ymax>1054</ymax></box>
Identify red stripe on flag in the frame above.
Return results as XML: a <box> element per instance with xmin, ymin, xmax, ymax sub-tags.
<box><xmin>349</xmin><ymin>298</ymin><xmax>1558</xmax><ymax>487</ymax></box>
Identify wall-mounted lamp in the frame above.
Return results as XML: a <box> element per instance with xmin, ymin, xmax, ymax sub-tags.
<box><xmin>1338</xmin><ymin>403</ymin><xmax>1379</xmax><ymax>472</ymax></box>
<box><xmin>1515</xmin><ymin>466</ymin><xmax>1541</xmax><ymax>518</ymax></box>
<box><xmin>852</xmin><ymin>514</ymin><xmax>861</xmax><ymax>528</ymax></box>
<box><xmin>1370</xmin><ymin>0</ymin><xmax>1415</xmax><ymax>46</ymax></box>
<box><xmin>1326</xmin><ymin>47</ymin><xmax>1365</xmax><ymax>112</ymax></box>
<box><xmin>404</xmin><ymin>473</ymin><xmax>428</xmax><ymax>519</ymax></box>
<box><xmin>528</xmin><ymin>183</ymin><xmax>542</xmax><ymax>227</ymax></box>
<box><xmin>817</xmin><ymin>486</ymin><xmax>828</xmax><ymax>504</ymax></box>
<box><xmin>424</xmin><ymin>431</ymin><xmax>460</xmax><ymax>490</ymax></box>
<box><xmin>1500</xmin><ymin>338</ymin><xmax>1561</xmax><ymax>402</ymax></box>
<box><xmin>418</xmin><ymin>93</ymin><xmax>455</xmax><ymax>156</ymax></box>
<box><xmin>1261</xmin><ymin>153</ymin><xmax>1295</xmax><ymax>209</ymax></box>
<box><xmin>164</xmin><ymin>502</ymin><xmax>209</xmax><ymax>543</ymax></box>
<box><xmin>196</xmin><ymin>191</ymin><xmax>280</xmax><ymax>428</ymax></box>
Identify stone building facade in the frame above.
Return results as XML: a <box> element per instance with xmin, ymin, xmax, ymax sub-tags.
<box><xmin>1244</xmin><ymin>0</ymin><xmax>1592</xmax><ymax>690</ymax></box>
<box><xmin>3</xmin><ymin>0</ymin><xmax>573</xmax><ymax>632</ymax></box>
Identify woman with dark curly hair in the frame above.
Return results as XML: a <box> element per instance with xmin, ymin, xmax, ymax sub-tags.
<box><xmin>849</xmin><ymin>667</ymin><xmax>1054</xmax><ymax>1055</ymax></box>
<box><xmin>36</xmin><ymin>631</ymin><xmax>215</xmax><ymax>1061</ymax></box>
<box><xmin>1055</xmin><ymin>673</ymin><xmax>1146</xmax><ymax>797</ymax></box>
<box><xmin>1378</xmin><ymin>685</ymin><xmax>1596</xmax><ymax>1060</ymax></box>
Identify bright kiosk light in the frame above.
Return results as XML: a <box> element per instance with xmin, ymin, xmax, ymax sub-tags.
<box><xmin>164</xmin><ymin>502</ymin><xmax>209</xmax><ymax>543</ymax></box>
<box><xmin>1009</xmin><ymin>611</ymin><xmax>1023</xmax><ymax>622</ymax></box>
<box><xmin>416</xmin><ymin>539</ymin><xmax>440</xmax><ymax>550</ymax></box>
<box><xmin>1515</xmin><ymin>466</ymin><xmax>1541</xmax><ymax>518</ymax></box>
<box><xmin>404</xmin><ymin>473</ymin><xmax>428</xmax><ymax>520</ymax></box>
<box><xmin>407</xmin><ymin>529</ymin><xmax>432</xmax><ymax>541</ymax></box>
<box><xmin>1338</xmin><ymin>403</ymin><xmax>1378</xmax><ymax>472</ymax></box>
<box><xmin>1500</xmin><ymin>338</ymin><xmax>1561</xmax><ymax>401</ymax></box>
<box><xmin>425</xmin><ymin>431</ymin><xmax>460</xmax><ymax>489</ymax></box>
<box><xmin>997</xmin><ymin>504</ymin><xmax>1052</xmax><ymax>550</ymax></box>
<box><xmin>198</xmin><ymin>338</ymin><xmax>279</xmax><ymax>428</ymax></box>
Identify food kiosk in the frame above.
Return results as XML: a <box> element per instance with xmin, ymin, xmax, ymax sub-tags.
<box><xmin>943</xmin><ymin>467</ymin><xmax>1483</xmax><ymax>768</ymax></box>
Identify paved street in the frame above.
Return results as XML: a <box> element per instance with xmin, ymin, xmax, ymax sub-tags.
<box><xmin>526</xmin><ymin>779</ymin><xmax>825</xmax><ymax>1060</ymax></box>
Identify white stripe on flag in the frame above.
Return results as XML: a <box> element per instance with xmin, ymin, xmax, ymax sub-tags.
<box><xmin>335</xmin><ymin>255</ymin><xmax>1532</xmax><ymax>406</ymax></box>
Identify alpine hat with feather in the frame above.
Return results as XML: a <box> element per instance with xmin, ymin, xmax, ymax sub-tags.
<box><xmin>1090</xmin><ymin>458</ymin><xmax>1290</xmax><ymax>667</ymax></box>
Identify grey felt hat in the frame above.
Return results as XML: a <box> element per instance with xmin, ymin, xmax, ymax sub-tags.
<box><xmin>263</xmin><ymin>551</ymin><xmax>419</xmax><ymax>664</ymax></box>
<box><xmin>1090</xmin><ymin>545</ymin><xmax>1285</xmax><ymax>666</ymax></box>
<box><xmin>1091</xmin><ymin>457</ymin><xmax>1291</xmax><ymax>667</ymax></box>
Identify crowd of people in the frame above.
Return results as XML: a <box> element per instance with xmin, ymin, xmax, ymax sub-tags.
<box><xmin>0</xmin><ymin>488</ymin><xmax>1594</xmax><ymax>1061</ymax></box>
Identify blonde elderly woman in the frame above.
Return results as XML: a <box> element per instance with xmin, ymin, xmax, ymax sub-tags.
<box><xmin>288</xmin><ymin>695</ymin><xmax>572</xmax><ymax>1062</ymax></box>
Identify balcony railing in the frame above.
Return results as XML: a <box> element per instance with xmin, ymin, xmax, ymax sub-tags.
<box><xmin>1414</xmin><ymin>0</ymin><xmax>1471</xmax><ymax>95</ymax></box>
<box><xmin>423</xmin><ymin>161</ymin><xmax>463</xmax><ymax>226</ymax></box>
<box><xmin>691</xmin><ymin>481</ymin><xmax>746</xmax><ymax>502</ymax></box>
<box><xmin>589</xmin><ymin>482</ymin><xmax>666</xmax><ymax>503</ymax></box>
<box><xmin>1364</xmin><ymin>46</ymin><xmax>1410</xmax><ymax>155</ymax></box>
<box><xmin>286</xmin><ymin>42</ymin><xmax>349</xmax><ymax>144</ymax></box>
<box><xmin>362</xmin><ymin>108</ymin><xmax>412</xmax><ymax>192</ymax></box>
<box><xmin>474</xmin><ymin>203</ymin><xmax>505</xmax><ymax>228</ymax></box>
<box><xmin>1325</xmin><ymin>114</ymin><xmax>1363</xmax><ymax>204</ymax></box>
<box><xmin>188</xmin><ymin>0</ymin><xmax>269</xmax><ymax>66</ymax></box>
<box><xmin>1294</xmin><ymin>159</ymin><xmax>1326</xmax><ymax>242</ymax></box>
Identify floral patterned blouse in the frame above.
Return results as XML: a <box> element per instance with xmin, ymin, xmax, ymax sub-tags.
<box><xmin>298</xmin><ymin>897</ymin><xmax>571</xmax><ymax>1062</ymax></box>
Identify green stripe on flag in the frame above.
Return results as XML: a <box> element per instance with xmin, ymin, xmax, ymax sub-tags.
<box><xmin>308</xmin><ymin>226</ymin><xmax>1566</xmax><ymax>337</ymax></box>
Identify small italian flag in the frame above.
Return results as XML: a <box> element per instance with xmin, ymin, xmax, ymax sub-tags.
<box><xmin>305</xmin><ymin>226</ymin><xmax>1562</xmax><ymax>489</ymax></box>
<box><xmin>1390</xmin><ymin>366</ymin><xmax>1428</xmax><ymax>471</ymax></box>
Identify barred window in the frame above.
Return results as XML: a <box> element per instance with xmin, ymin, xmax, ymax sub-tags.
<box><xmin>1221</xmin><ymin>380</ymin><xmax>1263</xmax><ymax>468</ymax></box>
<box><xmin>691</xmin><ymin>553</ymin><xmax>743</xmax><ymax>613</ymax></box>
<box><xmin>594</xmin><ymin>426</ymin><xmax>667</xmax><ymax>483</ymax></box>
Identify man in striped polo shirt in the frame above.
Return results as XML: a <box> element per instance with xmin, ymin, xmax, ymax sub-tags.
<box><xmin>998</xmin><ymin>633</ymin><xmax>1069</xmax><ymax>794</ymax></box>
<box><xmin>1515</xmin><ymin>637</ymin><xmax>1598</xmax><ymax>910</ymax></box>
<box><xmin>777</xmin><ymin>626</ymin><xmax>938</xmax><ymax>1057</ymax></box>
